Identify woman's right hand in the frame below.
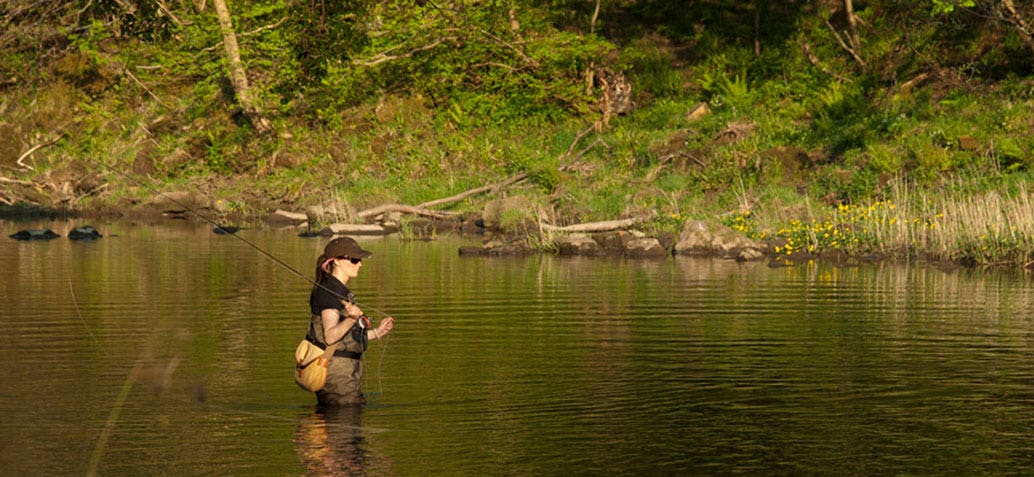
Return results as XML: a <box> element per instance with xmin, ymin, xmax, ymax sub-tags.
<box><xmin>343</xmin><ymin>301</ymin><xmax>363</xmax><ymax>320</ymax></box>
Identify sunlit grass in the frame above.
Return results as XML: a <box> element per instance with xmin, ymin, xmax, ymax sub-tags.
<box><xmin>724</xmin><ymin>178</ymin><xmax>1034</xmax><ymax>267</ymax></box>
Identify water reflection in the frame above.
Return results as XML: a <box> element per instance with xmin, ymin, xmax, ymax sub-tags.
<box><xmin>294</xmin><ymin>407</ymin><xmax>366</xmax><ymax>476</ymax></box>
<box><xmin>2</xmin><ymin>220</ymin><xmax>1034</xmax><ymax>474</ymax></box>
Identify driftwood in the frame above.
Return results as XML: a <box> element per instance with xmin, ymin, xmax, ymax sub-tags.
<box><xmin>326</xmin><ymin>223</ymin><xmax>389</xmax><ymax>235</ymax></box>
<box><xmin>356</xmin><ymin>204</ymin><xmax>458</xmax><ymax>220</ymax></box>
<box><xmin>540</xmin><ymin>213</ymin><xmax>656</xmax><ymax>233</ymax></box>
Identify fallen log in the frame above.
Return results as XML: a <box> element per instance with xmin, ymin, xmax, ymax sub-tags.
<box><xmin>417</xmin><ymin>172</ymin><xmax>528</xmax><ymax>209</ymax></box>
<box><xmin>356</xmin><ymin>204</ymin><xmax>458</xmax><ymax>220</ymax></box>
<box><xmin>540</xmin><ymin>212</ymin><xmax>656</xmax><ymax>233</ymax></box>
<box><xmin>324</xmin><ymin>223</ymin><xmax>390</xmax><ymax>235</ymax></box>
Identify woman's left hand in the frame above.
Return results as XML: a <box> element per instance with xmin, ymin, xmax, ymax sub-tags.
<box><xmin>375</xmin><ymin>316</ymin><xmax>394</xmax><ymax>338</ymax></box>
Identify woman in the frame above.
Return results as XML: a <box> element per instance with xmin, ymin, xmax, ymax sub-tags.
<box><xmin>304</xmin><ymin>236</ymin><xmax>394</xmax><ymax>406</ymax></box>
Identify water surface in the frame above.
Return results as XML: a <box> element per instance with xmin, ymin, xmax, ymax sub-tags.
<box><xmin>2</xmin><ymin>220</ymin><xmax>1033</xmax><ymax>475</ymax></box>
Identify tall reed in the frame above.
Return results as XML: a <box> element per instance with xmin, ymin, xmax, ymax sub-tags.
<box><xmin>859</xmin><ymin>179</ymin><xmax>1034</xmax><ymax>267</ymax></box>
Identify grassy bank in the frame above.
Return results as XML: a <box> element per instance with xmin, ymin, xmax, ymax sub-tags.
<box><xmin>3</xmin><ymin>2</ymin><xmax>1034</xmax><ymax>269</ymax></box>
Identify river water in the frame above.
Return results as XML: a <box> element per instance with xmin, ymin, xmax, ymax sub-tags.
<box><xmin>2</xmin><ymin>220</ymin><xmax>1033</xmax><ymax>475</ymax></box>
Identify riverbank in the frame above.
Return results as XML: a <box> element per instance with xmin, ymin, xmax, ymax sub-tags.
<box><xmin>7</xmin><ymin>173</ymin><xmax>1033</xmax><ymax>272</ymax></box>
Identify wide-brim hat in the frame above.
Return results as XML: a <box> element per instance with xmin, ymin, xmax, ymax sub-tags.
<box><xmin>322</xmin><ymin>236</ymin><xmax>372</xmax><ymax>259</ymax></box>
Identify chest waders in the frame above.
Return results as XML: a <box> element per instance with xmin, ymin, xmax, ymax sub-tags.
<box><xmin>305</xmin><ymin>313</ymin><xmax>372</xmax><ymax>406</ymax></box>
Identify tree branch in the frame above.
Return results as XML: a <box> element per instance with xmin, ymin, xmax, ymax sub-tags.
<box><xmin>123</xmin><ymin>66</ymin><xmax>171</xmax><ymax>109</ymax></box>
<box><xmin>357</xmin><ymin>37</ymin><xmax>455</xmax><ymax>67</ymax></box>
<box><xmin>16</xmin><ymin>135</ymin><xmax>62</xmax><ymax>170</ymax></box>
<box><xmin>825</xmin><ymin>19</ymin><xmax>866</xmax><ymax>68</ymax></box>
<box><xmin>200</xmin><ymin>16</ymin><xmax>287</xmax><ymax>52</ymax></box>
<box><xmin>417</xmin><ymin>173</ymin><xmax>528</xmax><ymax>209</ymax></box>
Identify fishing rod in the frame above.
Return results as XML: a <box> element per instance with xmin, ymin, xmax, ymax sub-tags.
<box><xmin>95</xmin><ymin>163</ymin><xmax>389</xmax><ymax>317</ymax></box>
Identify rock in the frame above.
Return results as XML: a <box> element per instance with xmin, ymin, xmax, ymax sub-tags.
<box><xmin>958</xmin><ymin>135</ymin><xmax>980</xmax><ymax>151</ymax></box>
<box><xmin>481</xmin><ymin>196</ymin><xmax>531</xmax><ymax>231</ymax></box>
<box><xmin>148</xmin><ymin>190</ymin><xmax>205</xmax><ymax>212</ymax></box>
<box><xmin>593</xmin><ymin>231</ymin><xmax>635</xmax><ymax>253</ymax></box>
<box><xmin>624</xmin><ymin>237</ymin><xmax>667</xmax><ymax>258</ymax></box>
<box><xmin>556</xmin><ymin>234</ymin><xmax>600</xmax><ymax>256</ymax></box>
<box><xmin>674</xmin><ymin>220</ymin><xmax>766</xmax><ymax>260</ymax></box>
<box><xmin>10</xmin><ymin>229</ymin><xmax>60</xmax><ymax>240</ymax></box>
<box><xmin>686</xmin><ymin>102</ymin><xmax>711</xmax><ymax>121</ymax></box>
<box><xmin>266</xmin><ymin>209</ymin><xmax>308</xmax><ymax>226</ymax></box>
<box><xmin>298</xmin><ymin>228</ymin><xmax>332</xmax><ymax>238</ymax></box>
<box><xmin>458</xmin><ymin>239</ymin><xmax>533</xmax><ymax>256</ymax></box>
<box><xmin>304</xmin><ymin>205</ymin><xmax>327</xmax><ymax>226</ymax></box>
<box><xmin>736</xmin><ymin>248</ymin><xmax>764</xmax><ymax>262</ymax></box>
<box><xmin>212</xmin><ymin>226</ymin><xmax>242</xmax><ymax>235</ymax></box>
<box><xmin>68</xmin><ymin>226</ymin><xmax>102</xmax><ymax>240</ymax></box>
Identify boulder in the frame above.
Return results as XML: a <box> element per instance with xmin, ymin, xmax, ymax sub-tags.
<box><xmin>458</xmin><ymin>239</ymin><xmax>533</xmax><ymax>256</ymax></box>
<box><xmin>674</xmin><ymin>220</ymin><xmax>766</xmax><ymax>260</ymax></box>
<box><xmin>266</xmin><ymin>209</ymin><xmax>308</xmax><ymax>227</ymax></box>
<box><xmin>148</xmin><ymin>190</ymin><xmax>206</xmax><ymax>212</ymax></box>
<box><xmin>68</xmin><ymin>226</ymin><xmax>103</xmax><ymax>240</ymax></box>
<box><xmin>555</xmin><ymin>234</ymin><xmax>600</xmax><ymax>256</ymax></box>
<box><xmin>624</xmin><ymin>237</ymin><xmax>667</xmax><ymax>258</ymax></box>
<box><xmin>10</xmin><ymin>229</ymin><xmax>60</xmax><ymax>240</ymax></box>
<box><xmin>593</xmin><ymin>231</ymin><xmax>636</xmax><ymax>253</ymax></box>
<box><xmin>481</xmin><ymin>196</ymin><xmax>531</xmax><ymax>231</ymax></box>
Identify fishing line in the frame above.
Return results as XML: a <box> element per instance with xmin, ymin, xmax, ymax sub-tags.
<box><xmin>96</xmin><ymin>163</ymin><xmax>395</xmax><ymax>397</ymax></box>
<box><xmin>68</xmin><ymin>277</ymin><xmax>98</xmax><ymax>344</ymax></box>
<box><xmin>144</xmin><ymin>183</ymin><xmax>397</xmax><ymax>396</ymax></box>
<box><xmin>94</xmin><ymin>162</ymin><xmax>389</xmax><ymax>317</ymax></box>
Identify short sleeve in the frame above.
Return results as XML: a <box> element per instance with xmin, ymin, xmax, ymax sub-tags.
<box><xmin>309</xmin><ymin>277</ymin><xmax>350</xmax><ymax>315</ymax></box>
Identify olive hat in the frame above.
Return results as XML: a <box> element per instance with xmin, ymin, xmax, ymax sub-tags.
<box><xmin>323</xmin><ymin>236</ymin><xmax>372</xmax><ymax>259</ymax></box>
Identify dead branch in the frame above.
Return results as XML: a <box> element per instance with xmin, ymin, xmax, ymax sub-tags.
<box><xmin>540</xmin><ymin>212</ymin><xmax>656</xmax><ymax>233</ymax></box>
<box><xmin>476</xmin><ymin>27</ymin><xmax>539</xmax><ymax>68</ymax></box>
<box><xmin>16</xmin><ymin>135</ymin><xmax>62</xmax><ymax>170</ymax></box>
<box><xmin>201</xmin><ymin>16</ymin><xmax>287</xmax><ymax>52</ymax></box>
<box><xmin>825</xmin><ymin>19</ymin><xmax>866</xmax><ymax>68</ymax></box>
<box><xmin>123</xmin><ymin>67</ymin><xmax>171</xmax><ymax>109</ymax></box>
<box><xmin>155</xmin><ymin>0</ymin><xmax>188</xmax><ymax>26</ymax></box>
<box><xmin>356</xmin><ymin>204</ymin><xmax>458</xmax><ymax>220</ymax></box>
<box><xmin>559</xmin><ymin>125</ymin><xmax>596</xmax><ymax>163</ymax></box>
<box><xmin>417</xmin><ymin>173</ymin><xmax>528</xmax><ymax>209</ymax></box>
<box><xmin>358</xmin><ymin>37</ymin><xmax>456</xmax><ymax>67</ymax></box>
<box><xmin>1</xmin><ymin>176</ymin><xmax>36</xmax><ymax>186</ymax></box>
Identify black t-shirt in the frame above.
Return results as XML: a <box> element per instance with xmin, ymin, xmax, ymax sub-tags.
<box><xmin>309</xmin><ymin>275</ymin><xmax>352</xmax><ymax>316</ymax></box>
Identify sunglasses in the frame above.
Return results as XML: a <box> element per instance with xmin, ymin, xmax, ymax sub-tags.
<box><xmin>337</xmin><ymin>256</ymin><xmax>362</xmax><ymax>264</ymax></box>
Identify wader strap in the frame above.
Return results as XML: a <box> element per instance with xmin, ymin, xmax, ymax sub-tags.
<box><xmin>333</xmin><ymin>350</ymin><xmax>363</xmax><ymax>360</ymax></box>
<box><xmin>305</xmin><ymin>336</ymin><xmax>362</xmax><ymax>360</ymax></box>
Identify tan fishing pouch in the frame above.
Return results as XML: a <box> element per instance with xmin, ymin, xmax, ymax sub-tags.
<box><xmin>295</xmin><ymin>339</ymin><xmax>337</xmax><ymax>392</ymax></box>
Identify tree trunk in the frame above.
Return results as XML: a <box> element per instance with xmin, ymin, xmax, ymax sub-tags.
<box><xmin>844</xmin><ymin>0</ymin><xmax>861</xmax><ymax>53</ymax></box>
<box><xmin>212</xmin><ymin>0</ymin><xmax>273</xmax><ymax>134</ymax></box>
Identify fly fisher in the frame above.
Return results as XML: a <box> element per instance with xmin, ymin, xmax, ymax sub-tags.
<box><xmin>303</xmin><ymin>237</ymin><xmax>394</xmax><ymax>406</ymax></box>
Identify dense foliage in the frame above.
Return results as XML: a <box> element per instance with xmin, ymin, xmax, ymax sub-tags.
<box><xmin>2</xmin><ymin>0</ymin><xmax>1034</xmax><ymax>265</ymax></box>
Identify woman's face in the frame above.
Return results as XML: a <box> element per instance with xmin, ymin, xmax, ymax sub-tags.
<box><xmin>335</xmin><ymin>256</ymin><xmax>362</xmax><ymax>278</ymax></box>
